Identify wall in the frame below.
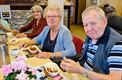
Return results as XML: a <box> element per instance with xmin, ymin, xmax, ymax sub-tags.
<box><xmin>86</xmin><ymin>0</ymin><xmax>100</xmax><ymax>7</ymax></box>
<box><xmin>99</xmin><ymin>0</ymin><xmax>122</xmax><ymax>16</ymax></box>
<box><xmin>77</xmin><ymin>0</ymin><xmax>86</xmax><ymax>24</ymax></box>
<box><xmin>86</xmin><ymin>0</ymin><xmax>122</xmax><ymax>16</ymax></box>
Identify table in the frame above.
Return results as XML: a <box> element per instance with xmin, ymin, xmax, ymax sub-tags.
<box><xmin>0</xmin><ymin>33</ymin><xmax>88</xmax><ymax>80</ymax></box>
<box><xmin>0</xmin><ymin>58</ymin><xmax>88</xmax><ymax>80</ymax></box>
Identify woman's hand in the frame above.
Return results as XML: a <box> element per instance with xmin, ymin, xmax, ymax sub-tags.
<box><xmin>19</xmin><ymin>42</ymin><xmax>28</xmax><ymax>49</ymax></box>
<box><xmin>37</xmin><ymin>52</ymin><xmax>52</xmax><ymax>59</ymax></box>
<box><xmin>0</xmin><ymin>24</ymin><xmax>3</xmax><ymax>29</ymax></box>
<box><xmin>60</xmin><ymin>59</ymin><xmax>85</xmax><ymax>74</ymax></box>
<box><xmin>16</xmin><ymin>33</ymin><xmax>27</xmax><ymax>38</ymax></box>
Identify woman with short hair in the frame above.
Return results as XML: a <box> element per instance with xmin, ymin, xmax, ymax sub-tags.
<box><xmin>19</xmin><ymin>5</ymin><xmax>76</xmax><ymax>63</ymax></box>
<box><xmin>14</xmin><ymin>5</ymin><xmax>47</xmax><ymax>38</ymax></box>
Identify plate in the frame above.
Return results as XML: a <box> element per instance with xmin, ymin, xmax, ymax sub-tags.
<box><xmin>33</xmin><ymin>62</ymin><xmax>60</xmax><ymax>77</ymax></box>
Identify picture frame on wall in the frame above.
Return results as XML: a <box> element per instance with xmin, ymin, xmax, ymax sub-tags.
<box><xmin>0</xmin><ymin>5</ymin><xmax>11</xmax><ymax>19</ymax></box>
<box><xmin>1</xmin><ymin>11</ymin><xmax>11</xmax><ymax>19</ymax></box>
<box><xmin>91</xmin><ymin>0</ymin><xmax>98</xmax><ymax>5</ymax></box>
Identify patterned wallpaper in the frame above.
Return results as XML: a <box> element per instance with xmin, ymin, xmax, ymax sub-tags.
<box><xmin>8</xmin><ymin>10</ymin><xmax>33</xmax><ymax>30</ymax></box>
<box><xmin>8</xmin><ymin>10</ymin><xmax>68</xmax><ymax>30</ymax></box>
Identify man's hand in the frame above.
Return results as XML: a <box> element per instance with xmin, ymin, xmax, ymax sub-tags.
<box><xmin>60</xmin><ymin>59</ymin><xmax>85</xmax><ymax>74</ymax></box>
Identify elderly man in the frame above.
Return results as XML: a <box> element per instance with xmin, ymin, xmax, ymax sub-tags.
<box><xmin>61</xmin><ymin>6</ymin><xmax>122</xmax><ymax>80</ymax></box>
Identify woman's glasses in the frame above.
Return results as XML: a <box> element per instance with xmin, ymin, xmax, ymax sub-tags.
<box><xmin>32</xmin><ymin>11</ymin><xmax>40</xmax><ymax>13</ymax></box>
<box><xmin>46</xmin><ymin>15</ymin><xmax>61</xmax><ymax>19</ymax></box>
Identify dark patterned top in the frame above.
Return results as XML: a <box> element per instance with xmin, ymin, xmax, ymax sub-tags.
<box><xmin>84</xmin><ymin>40</ymin><xmax>122</xmax><ymax>71</ymax></box>
<box><xmin>19</xmin><ymin>17</ymin><xmax>47</xmax><ymax>38</ymax></box>
<box><xmin>41</xmin><ymin>29</ymin><xmax>58</xmax><ymax>52</ymax></box>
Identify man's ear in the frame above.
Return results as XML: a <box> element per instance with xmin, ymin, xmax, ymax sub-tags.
<box><xmin>103</xmin><ymin>17</ymin><xmax>107</xmax><ymax>27</ymax></box>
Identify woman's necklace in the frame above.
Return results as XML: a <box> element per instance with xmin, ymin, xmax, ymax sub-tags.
<box><xmin>47</xmin><ymin>30</ymin><xmax>58</xmax><ymax>46</ymax></box>
<box><xmin>48</xmin><ymin>38</ymin><xmax>55</xmax><ymax>46</ymax></box>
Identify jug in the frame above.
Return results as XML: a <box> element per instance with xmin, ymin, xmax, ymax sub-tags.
<box><xmin>0</xmin><ymin>33</ymin><xmax>10</xmax><ymax>67</ymax></box>
<box><xmin>0</xmin><ymin>43</ymin><xmax>10</xmax><ymax>67</ymax></box>
<box><xmin>0</xmin><ymin>33</ymin><xmax>7</xmax><ymax>43</ymax></box>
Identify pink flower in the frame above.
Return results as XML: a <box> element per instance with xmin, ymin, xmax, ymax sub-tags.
<box><xmin>16</xmin><ymin>56</ymin><xmax>27</xmax><ymax>61</ymax></box>
<box><xmin>2</xmin><ymin>64</ymin><xmax>12</xmax><ymax>76</ymax></box>
<box><xmin>30</xmin><ymin>69</ymin><xmax>38</xmax><ymax>75</ymax></box>
<box><xmin>11</xmin><ymin>61</ymin><xmax>28</xmax><ymax>71</ymax></box>
<box><xmin>2</xmin><ymin>56</ymin><xmax>38</xmax><ymax>80</ymax></box>
<box><xmin>11</xmin><ymin>61</ymin><xmax>20</xmax><ymax>71</ymax></box>
<box><xmin>17</xmin><ymin>61</ymin><xmax>28</xmax><ymax>71</ymax></box>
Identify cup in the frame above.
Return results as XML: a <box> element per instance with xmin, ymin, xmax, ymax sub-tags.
<box><xmin>12</xmin><ymin>30</ymin><xmax>19</xmax><ymax>36</ymax></box>
<box><xmin>10</xmin><ymin>48</ymin><xmax>20</xmax><ymax>57</ymax></box>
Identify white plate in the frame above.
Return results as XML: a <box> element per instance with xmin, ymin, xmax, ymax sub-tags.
<box><xmin>33</xmin><ymin>62</ymin><xmax>60</xmax><ymax>77</ymax></box>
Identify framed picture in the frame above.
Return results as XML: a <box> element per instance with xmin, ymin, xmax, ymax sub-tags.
<box><xmin>0</xmin><ymin>5</ymin><xmax>11</xmax><ymax>19</ymax></box>
<box><xmin>91</xmin><ymin>0</ymin><xmax>98</xmax><ymax>5</ymax></box>
<box><xmin>1</xmin><ymin>11</ymin><xmax>11</xmax><ymax>19</ymax></box>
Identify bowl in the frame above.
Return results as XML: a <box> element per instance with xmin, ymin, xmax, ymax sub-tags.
<box><xmin>28</xmin><ymin>46</ymin><xmax>39</xmax><ymax>54</ymax></box>
<box><xmin>46</xmin><ymin>67</ymin><xmax>59</xmax><ymax>76</ymax></box>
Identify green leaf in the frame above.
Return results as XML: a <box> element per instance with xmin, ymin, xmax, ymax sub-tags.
<box><xmin>5</xmin><ymin>72</ymin><xmax>17</xmax><ymax>80</ymax></box>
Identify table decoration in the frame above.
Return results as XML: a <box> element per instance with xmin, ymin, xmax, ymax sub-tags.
<box><xmin>1</xmin><ymin>56</ymin><xmax>46</xmax><ymax>80</ymax></box>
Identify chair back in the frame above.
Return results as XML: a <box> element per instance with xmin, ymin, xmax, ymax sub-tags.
<box><xmin>107</xmin><ymin>15</ymin><xmax>122</xmax><ymax>34</ymax></box>
<box><xmin>72</xmin><ymin>36</ymin><xmax>83</xmax><ymax>54</ymax></box>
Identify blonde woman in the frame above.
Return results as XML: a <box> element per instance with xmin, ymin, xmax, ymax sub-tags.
<box><xmin>19</xmin><ymin>5</ymin><xmax>76</xmax><ymax>64</ymax></box>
